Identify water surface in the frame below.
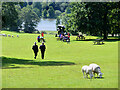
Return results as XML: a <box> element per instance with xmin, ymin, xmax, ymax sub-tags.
<box><xmin>36</xmin><ymin>19</ymin><xmax>57</xmax><ymax>31</ymax></box>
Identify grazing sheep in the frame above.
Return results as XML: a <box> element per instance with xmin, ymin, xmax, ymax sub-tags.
<box><xmin>12</xmin><ymin>35</ymin><xmax>14</xmax><ymax>37</ymax></box>
<box><xmin>89</xmin><ymin>63</ymin><xmax>103</xmax><ymax>78</ymax></box>
<box><xmin>2</xmin><ymin>34</ymin><xmax>7</xmax><ymax>37</ymax></box>
<box><xmin>82</xmin><ymin>65</ymin><xmax>93</xmax><ymax>79</ymax></box>
<box><xmin>8</xmin><ymin>34</ymin><xmax>11</xmax><ymax>37</ymax></box>
<box><xmin>17</xmin><ymin>35</ymin><xmax>19</xmax><ymax>38</ymax></box>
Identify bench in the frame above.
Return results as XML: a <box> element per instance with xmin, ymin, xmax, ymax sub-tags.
<box><xmin>76</xmin><ymin>35</ymin><xmax>85</xmax><ymax>40</ymax></box>
<box><xmin>94</xmin><ymin>39</ymin><xmax>104</xmax><ymax>45</ymax></box>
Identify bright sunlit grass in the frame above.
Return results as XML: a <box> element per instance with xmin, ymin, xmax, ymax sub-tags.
<box><xmin>1</xmin><ymin>31</ymin><xmax>118</xmax><ymax>88</ymax></box>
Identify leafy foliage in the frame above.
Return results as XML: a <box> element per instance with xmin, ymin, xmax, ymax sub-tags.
<box><xmin>48</xmin><ymin>6</ymin><xmax>55</xmax><ymax>18</ymax></box>
<box><xmin>2</xmin><ymin>2</ymin><xmax>19</xmax><ymax>31</ymax></box>
<box><xmin>62</xmin><ymin>2</ymin><xmax>120</xmax><ymax>39</ymax></box>
<box><xmin>42</xmin><ymin>9</ymin><xmax>47</xmax><ymax>18</ymax></box>
<box><xmin>19</xmin><ymin>5</ymin><xmax>40</xmax><ymax>33</ymax></box>
<box><xmin>33</xmin><ymin>2</ymin><xmax>42</xmax><ymax>17</ymax></box>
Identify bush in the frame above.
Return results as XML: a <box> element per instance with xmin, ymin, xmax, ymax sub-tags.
<box><xmin>37</xmin><ymin>31</ymin><xmax>40</xmax><ymax>34</ymax></box>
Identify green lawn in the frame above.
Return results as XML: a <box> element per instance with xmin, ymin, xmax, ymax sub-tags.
<box><xmin>1</xmin><ymin>31</ymin><xmax>118</xmax><ymax>88</ymax></box>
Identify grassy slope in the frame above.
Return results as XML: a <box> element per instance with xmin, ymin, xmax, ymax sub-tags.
<box><xmin>1</xmin><ymin>31</ymin><xmax>118</xmax><ymax>88</ymax></box>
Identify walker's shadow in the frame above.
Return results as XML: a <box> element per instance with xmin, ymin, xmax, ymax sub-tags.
<box><xmin>1</xmin><ymin>56</ymin><xmax>75</xmax><ymax>69</ymax></box>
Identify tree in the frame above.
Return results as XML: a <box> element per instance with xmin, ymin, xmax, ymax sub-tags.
<box><xmin>56</xmin><ymin>17</ymin><xmax>60</xmax><ymax>26</ymax></box>
<box><xmin>42</xmin><ymin>9</ymin><xmax>47</xmax><ymax>18</ymax></box>
<box><xmin>85</xmin><ymin>2</ymin><xmax>119</xmax><ymax>39</ymax></box>
<box><xmin>55</xmin><ymin>10</ymin><xmax>61</xmax><ymax>17</ymax></box>
<box><xmin>49</xmin><ymin>2</ymin><xmax>55</xmax><ymax>9</ymax></box>
<box><xmin>65</xmin><ymin>7</ymin><xmax>71</xmax><ymax>14</ymax></box>
<box><xmin>20</xmin><ymin>2</ymin><xmax>27</xmax><ymax>8</ymax></box>
<box><xmin>19</xmin><ymin>5</ymin><xmax>40</xmax><ymax>33</ymax></box>
<box><xmin>15</xmin><ymin>5</ymin><xmax>23</xmax><ymax>31</ymax></box>
<box><xmin>108</xmin><ymin>4</ymin><xmax>120</xmax><ymax>37</ymax></box>
<box><xmin>2</xmin><ymin>2</ymin><xmax>19</xmax><ymax>31</ymax></box>
<box><xmin>33</xmin><ymin>2</ymin><xmax>42</xmax><ymax>17</ymax></box>
<box><xmin>54</xmin><ymin>2</ymin><xmax>62</xmax><ymax>11</ymax></box>
<box><xmin>33</xmin><ymin>8</ymin><xmax>40</xmax><ymax>18</ymax></box>
<box><xmin>42</xmin><ymin>2</ymin><xmax>49</xmax><ymax>10</ymax></box>
<box><xmin>48</xmin><ymin>6</ymin><xmax>55</xmax><ymax>18</ymax></box>
<box><xmin>65</xmin><ymin>2</ymin><xmax>119</xmax><ymax>39</ymax></box>
<box><xmin>0</xmin><ymin>2</ymin><xmax>2</xmax><ymax>30</ymax></box>
<box><xmin>60</xmin><ymin>3</ymin><xmax>68</xmax><ymax>12</ymax></box>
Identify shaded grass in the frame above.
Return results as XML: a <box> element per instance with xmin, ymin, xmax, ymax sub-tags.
<box><xmin>2</xmin><ymin>56</ymin><xmax>75</xmax><ymax>69</ymax></box>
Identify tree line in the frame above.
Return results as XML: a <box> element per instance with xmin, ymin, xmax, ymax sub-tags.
<box><xmin>60</xmin><ymin>2</ymin><xmax>120</xmax><ymax>39</ymax></box>
<box><xmin>2</xmin><ymin>2</ymin><xmax>70</xmax><ymax>33</ymax></box>
<box><xmin>2</xmin><ymin>2</ymin><xmax>120</xmax><ymax>39</ymax></box>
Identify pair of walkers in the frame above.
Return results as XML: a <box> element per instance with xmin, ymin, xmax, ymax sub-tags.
<box><xmin>32</xmin><ymin>42</ymin><xmax>46</xmax><ymax>59</ymax></box>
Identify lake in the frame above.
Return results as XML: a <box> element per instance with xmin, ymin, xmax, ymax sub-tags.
<box><xmin>35</xmin><ymin>19</ymin><xmax>57</xmax><ymax>31</ymax></box>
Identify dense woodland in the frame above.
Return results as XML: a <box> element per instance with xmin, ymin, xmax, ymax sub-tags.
<box><xmin>1</xmin><ymin>2</ymin><xmax>120</xmax><ymax>39</ymax></box>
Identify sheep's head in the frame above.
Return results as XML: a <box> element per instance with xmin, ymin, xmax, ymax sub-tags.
<box><xmin>98</xmin><ymin>72</ymin><xmax>103</xmax><ymax>78</ymax></box>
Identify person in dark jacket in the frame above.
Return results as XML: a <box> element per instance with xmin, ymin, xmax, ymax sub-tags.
<box><xmin>32</xmin><ymin>42</ymin><xmax>38</xmax><ymax>59</ymax></box>
<box><xmin>39</xmin><ymin>42</ymin><xmax>46</xmax><ymax>59</ymax></box>
<box><xmin>37</xmin><ymin>35</ymin><xmax>40</xmax><ymax>42</ymax></box>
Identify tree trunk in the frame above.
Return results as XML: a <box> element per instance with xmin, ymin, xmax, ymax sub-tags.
<box><xmin>103</xmin><ymin>30</ymin><xmax>107</xmax><ymax>40</ymax></box>
<box><xmin>103</xmin><ymin>10</ymin><xmax>108</xmax><ymax>40</ymax></box>
<box><xmin>112</xmin><ymin>33</ymin><xmax>114</xmax><ymax>37</ymax></box>
<box><xmin>100</xmin><ymin>31</ymin><xmax>102</xmax><ymax>36</ymax></box>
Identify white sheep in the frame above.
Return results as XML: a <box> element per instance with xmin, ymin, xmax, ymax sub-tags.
<box><xmin>17</xmin><ymin>35</ymin><xmax>19</xmax><ymax>38</ymax></box>
<box><xmin>82</xmin><ymin>65</ymin><xmax>93</xmax><ymax>79</ymax></box>
<box><xmin>8</xmin><ymin>34</ymin><xmax>11</xmax><ymax>37</ymax></box>
<box><xmin>12</xmin><ymin>35</ymin><xmax>14</xmax><ymax>37</ymax></box>
<box><xmin>2</xmin><ymin>34</ymin><xmax>7</xmax><ymax>37</ymax></box>
<box><xmin>89</xmin><ymin>63</ymin><xmax>103</xmax><ymax>78</ymax></box>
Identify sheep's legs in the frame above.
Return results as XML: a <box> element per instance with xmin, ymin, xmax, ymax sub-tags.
<box><xmin>97</xmin><ymin>73</ymin><xmax>98</xmax><ymax>78</ymax></box>
<box><xmin>86</xmin><ymin>74</ymin><xmax>88</xmax><ymax>78</ymax></box>
<box><xmin>82</xmin><ymin>71</ymin><xmax>85</xmax><ymax>78</ymax></box>
<box><xmin>93</xmin><ymin>72</ymin><xmax>95</xmax><ymax>78</ymax></box>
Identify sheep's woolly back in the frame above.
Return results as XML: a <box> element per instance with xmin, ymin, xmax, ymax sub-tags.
<box><xmin>82</xmin><ymin>65</ymin><xmax>92</xmax><ymax>74</ymax></box>
<box><xmin>89</xmin><ymin>63</ymin><xmax>100</xmax><ymax>71</ymax></box>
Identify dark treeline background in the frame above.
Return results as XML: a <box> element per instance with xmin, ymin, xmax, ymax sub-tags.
<box><xmin>1</xmin><ymin>2</ymin><xmax>120</xmax><ymax>39</ymax></box>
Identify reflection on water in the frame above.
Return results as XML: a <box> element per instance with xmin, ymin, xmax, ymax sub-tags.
<box><xmin>35</xmin><ymin>18</ymin><xmax>57</xmax><ymax>31</ymax></box>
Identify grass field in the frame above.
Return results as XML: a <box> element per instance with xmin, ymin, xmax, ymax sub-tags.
<box><xmin>1</xmin><ymin>31</ymin><xmax>119</xmax><ymax>88</ymax></box>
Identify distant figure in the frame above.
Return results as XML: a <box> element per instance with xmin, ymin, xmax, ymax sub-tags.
<box><xmin>41</xmin><ymin>32</ymin><xmax>44</xmax><ymax>38</ymax></box>
<box><xmin>68</xmin><ymin>35</ymin><xmax>70</xmax><ymax>39</ymax></box>
<box><xmin>68</xmin><ymin>35</ymin><xmax>70</xmax><ymax>42</ymax></box>
<box><xmin>32</xmin><ymin>42</ymin><xmax>38</xmax><ymax>59</ymax></box>
<box><xmin>68</xmin><ymin>32</ymin><xmax>70</xmax><ymax>39</ymax></box>
<box><xmin>60</xmin><ymin>34</ymin><xmax>63</xmax><ymax>40</ymax></box>
<box><xmin>67</xmin><ymin>32</ymin><xmax>70</xmax><ymax>36</ymax></box>
<box><xmin>37</xmin><ymin>35</ymin><xmax>40</xmax><ymax>42</ymax></box>
<box><xmin>8</xmin><ymin>34</ymin><xmax>11</xmax><ymax>37</ymax></box>
<box><xmin>39</xmin><ymin>42</ymin><xmax>46</xmax><ymax>59</ymax></box>
<box><xmin>55</xmin><ymin>34</ymin><xmax>57</xmax><ymax>37</ymax></box>
<box><xmin>17</xmin><ymin>35</ymin><xmax>19</xmax><ymax>38</ymax></box>
<box><xmin>59</xmin><ymin>34</ymin><xmax>61</xmax><ymax>38</ymax></box>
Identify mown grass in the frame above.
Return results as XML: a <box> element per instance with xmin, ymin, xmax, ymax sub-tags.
<box><xmin>1</xmin><ymin>31</ymin><xmax>119</xmax><ymax>88</ymax></box>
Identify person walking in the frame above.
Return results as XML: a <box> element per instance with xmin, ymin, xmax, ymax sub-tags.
<box><xmin>39</xmin><ymin>42</ymin><xmax>46</xmax><ymax>59</ymax></box>
<box><xmin>41</xmin><ymin>32</ymin><xmax>44</xmax><ymax>38</ymax></box>
<box><xmin>37</xmin><ymin>35</ymin><xmax>40</xmax><ymax>42</ymax></box>
<box><xmin>32</xmin><ymin>42</ymin><xmax>38</xmax><ymax>59</ymax></box>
